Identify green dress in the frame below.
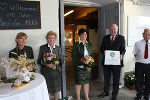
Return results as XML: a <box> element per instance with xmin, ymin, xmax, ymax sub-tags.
<box><xmin>72</xmin><ymin>41</ymin><xmax>93</xmax><ymax>85</ymax></box>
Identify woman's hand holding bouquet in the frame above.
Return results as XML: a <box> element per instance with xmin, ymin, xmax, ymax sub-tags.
<box><xmin>81</xmin><ymin>56</ymin><xmax>95</xmax><ymax>71</ymax></box>
<box><xmin>43</xmin><ymin>53</ymin><xmax>57</xmax><ymax>70</ymax></box>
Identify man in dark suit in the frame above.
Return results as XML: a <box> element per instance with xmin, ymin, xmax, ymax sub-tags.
<box><xmin>99</xmin><ymin>24</ymin><xmax>126</xmax><ymax>100</ymax></box>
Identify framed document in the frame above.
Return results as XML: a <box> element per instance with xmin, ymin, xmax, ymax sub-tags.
<box><xmin>104</xmin><ymin>50</ymin><xmax>120</xmax><ymax>65</ymax></box>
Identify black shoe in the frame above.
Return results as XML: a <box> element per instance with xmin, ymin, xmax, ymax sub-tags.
<box><xmin>144</xmin><ymin>96</ymin><xmax>149</xmax><ymax>100</ymax></box>
<box><xmin>98</xmin><ymin>92</ymin><xmax>109</xmax><ymax>98</ymax></box>
<box><xmin>134</xmin><ymin>97</ymin><xmax>142</xmax><ymax>100</ymax></box>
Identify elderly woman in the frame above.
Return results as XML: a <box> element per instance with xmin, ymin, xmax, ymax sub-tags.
<box><xmin>9</xmin><ymin>32</ymin><xmax>34</xmax><ymax>59</ymax></box>
<box><xmin>37</xmin><ymin>31</ymin><xmax>62</xmax><ymax>100</ymax></box>
<box><xmin>72</xmin><ymin>28</ymin><xmax>93</xmax><ymax>100</ymax></box>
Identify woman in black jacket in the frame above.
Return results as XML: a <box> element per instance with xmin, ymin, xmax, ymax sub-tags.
<box><xmin>37</xmin><ymin>31</ymin><xmax>62</xmax><ymax>100</ymax></box>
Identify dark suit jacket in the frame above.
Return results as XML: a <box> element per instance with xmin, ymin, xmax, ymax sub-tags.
<box><xmin>37</xmin><ymin>44</ymin><xmax>62</xmax><ymax>72</ymax></box>
<box><xmin>100</xmin><ymin>34</ymin><xmax>126</xmax><ymax>67</ymax></box>
<box><xmin>72</xmin><ymin>41</ymin><xmax>94</xmax><ymax>67</ymax></box>
<box><xmin>9</xmin><ymin>46</ymin><xmax>34</xmax><ymax>59</ymax></box>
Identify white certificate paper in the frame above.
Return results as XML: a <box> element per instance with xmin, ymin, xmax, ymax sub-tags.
<box><xmin>104</xmin><ymin>50</ymin><xmax>120</xmax><ymax>65</ymax></box>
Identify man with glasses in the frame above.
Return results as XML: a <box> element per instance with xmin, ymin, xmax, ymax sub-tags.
<box><xmin>133</xmin><ymin>28</ymin><xmax>150</xmax><ymax>100</ymax></box>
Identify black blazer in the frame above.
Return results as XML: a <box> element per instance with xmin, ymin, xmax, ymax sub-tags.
<box><xmin>100</xmin><ymin>34</ymin><xmax>126</xmax><ymax>67</ymax></box>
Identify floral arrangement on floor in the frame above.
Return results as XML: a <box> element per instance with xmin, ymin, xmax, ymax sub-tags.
<box><xmin>0</xmin><ymin>52</ymin><xmax>36</xmax><ymax>87</ymax></box>
<box><xmin>81</xmin><ymin>56</ymin><xmax>95</xmax><ymax>71</ymax></box>
<box><xmin>124</xmin><ymin>71</ymin><xmax>136</xmax><ymax>89</ymax></box>
<box><xmin>42</xmin><ymin>53</ymin><xmax>57</xmax><ymax>70</ymax></box>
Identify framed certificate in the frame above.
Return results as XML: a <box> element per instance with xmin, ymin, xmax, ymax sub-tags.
<box><xmin>104</xmin><ymin>50</ymin><xmax>120</xmax><ymax>65</ymax></box>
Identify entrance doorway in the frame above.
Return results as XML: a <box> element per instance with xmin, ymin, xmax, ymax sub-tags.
<box><xmin>59</xmin><ymin>0</ymin><xmax>120</xmax><ymax>97</ymax></box>
<box><xmin>64</xmin><ymin>5</ymin><xmax>99</xmax><ymax>95</ymax></box>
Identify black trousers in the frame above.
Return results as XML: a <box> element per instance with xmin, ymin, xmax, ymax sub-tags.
<box><xmin>135</xmin><ymin>62</ymin><xmax>150</xmax><ymax>98</ymax></box>
<box><xmin>103</xmin><ymin>65</ymin><xmax>121</xmax><ymax>97</ymax></box>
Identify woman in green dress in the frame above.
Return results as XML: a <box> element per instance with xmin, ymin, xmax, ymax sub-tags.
<box><xmin>72</xmin><ymin>28</ymin><xmax>93</xmax><ymax>100</ymax></box>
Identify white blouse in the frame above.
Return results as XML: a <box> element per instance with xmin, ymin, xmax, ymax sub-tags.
<box><xmin>79</xmin><ymin>40</ymin><xmax>89</xmax><ymax>57</ymax></box>
<box><xmin>48</xmin><ymin>43</ymin><xmax>55</xmax><ymax>53</ymax></box>
<box><xmin>78</xmin><ymin>40</ymin><xmax>89</xmax><ymax>68</ymax></box>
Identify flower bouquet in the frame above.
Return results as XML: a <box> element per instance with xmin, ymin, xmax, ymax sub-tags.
<box><xmin>42</xmin><ymin>53</ymin><xmax>57</xmax><ymax>70</ymax></box>
<box><xmin>81</xmin><ymin>56</ymin><xmax>95</xmax><ymax>71</ymax></box>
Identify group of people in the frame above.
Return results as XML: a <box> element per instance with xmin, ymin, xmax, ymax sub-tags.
<box><xmin>71</xmin><ymin>24</ymin><xmax>150</xmax><ymax>100</ymax></box>
<box><xmin>8</xmin><ymin>23</ymin><xmax>150</xmax><ymax>100</ymax></box>
<box><xmin>71</xmin><ymin>24</ymin><xmax>126</xmax><ymax>100</ymax></box>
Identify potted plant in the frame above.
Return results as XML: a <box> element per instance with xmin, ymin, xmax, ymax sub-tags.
<box><xmin>124</xmin><ymin>72</ymin><xmax>136</xmax><ymax>90</ymax></box>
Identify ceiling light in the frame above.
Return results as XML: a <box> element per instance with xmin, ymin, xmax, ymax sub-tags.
<box><xmin>64</xmin><ymin>10</ymin><xmax>74</xmax><ymax>17</ymax></box>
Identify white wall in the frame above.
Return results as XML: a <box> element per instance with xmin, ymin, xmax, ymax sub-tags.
<box><xmin>0</xmin><ymin>0</ymin><xmax>59</xmax><ymax>73</ymax></box>
<box><xmin>123</xmin><ymin>0</ymin><xmax>150</xmax><ymax>72</ymax></box>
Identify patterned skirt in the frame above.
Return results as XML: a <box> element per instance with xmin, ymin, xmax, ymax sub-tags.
<box><xmin>74</xmin><ymin>66</ymin><xmax>91</xmax><ymax>85</ymax></box>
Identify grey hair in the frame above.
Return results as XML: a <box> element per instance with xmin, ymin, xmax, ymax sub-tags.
<box><xmin>143</xmin><ymin>28</ymin><xmax>150</xmax><ymax>34</ymax></box>
<box><xmin>109</xmin><ymin>24</ymin><xmax>118</xmax><ymax>29</ymax></box>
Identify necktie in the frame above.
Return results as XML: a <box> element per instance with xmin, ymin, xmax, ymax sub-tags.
<box><xmin>111</xmin><ymin>36</ymin><xmax>114</xmax><ymax>46</ymax></box>
<box><xmin>144</xmin><ymin>40</ymin><xmax>148</xmax><ymax>59</ymax></box>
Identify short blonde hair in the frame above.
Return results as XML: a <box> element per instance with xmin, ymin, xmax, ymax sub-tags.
<box><xmin>45</xmin><ymin>31</ymin><xmax>57</xmax><ymax>40</ymax></box>
<box><xmin>15</xmin><ymin>32</ymin><xmax>27</xmax><ymax>43</ymax></box>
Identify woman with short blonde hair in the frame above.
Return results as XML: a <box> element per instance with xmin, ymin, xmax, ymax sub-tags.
<box><xmin>38</xmin><ymin>31</ymin><xmax>62</xmax><ymax>100</ymax></box>
<box><xmin>9</xmin><ymin>32</ymin><xmax>34</xmax><ymax>59</ymax></box>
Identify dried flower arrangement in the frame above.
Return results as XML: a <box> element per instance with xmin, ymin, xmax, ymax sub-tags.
<box><xmin>0</xmin><ymin>52</ymin><xmax>36</xmax><ymax>89</ymax></box>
